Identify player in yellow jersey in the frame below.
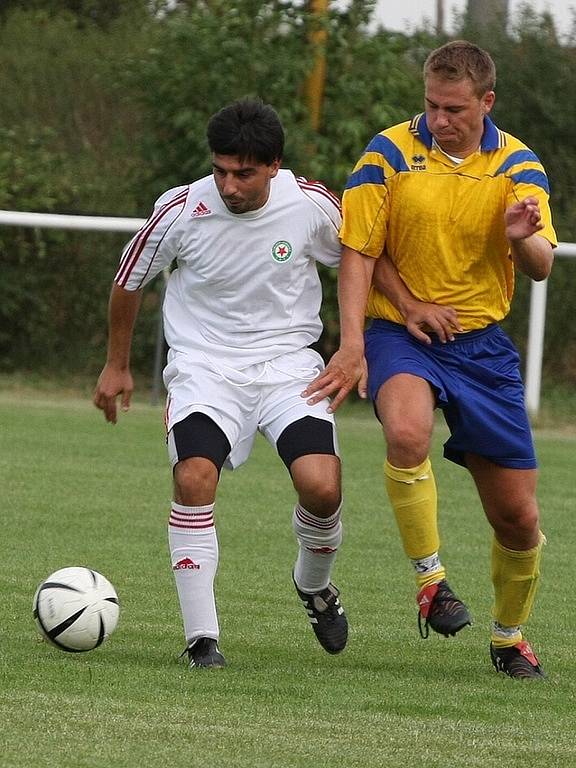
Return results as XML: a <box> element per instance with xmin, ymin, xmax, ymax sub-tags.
<box><xmin>304</xmin><ymin>40</ymin><xmax>556</xmax><ymax>679</ymax></box>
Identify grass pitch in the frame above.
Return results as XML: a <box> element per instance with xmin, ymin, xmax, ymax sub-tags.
<box><xmin>0</xmin><ymin>389</ymin><xmax>574</xmax><ymax>767</ymax></box>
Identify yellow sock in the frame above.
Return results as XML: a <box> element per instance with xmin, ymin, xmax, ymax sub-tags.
<box><xmin>491</xmin><ymin>532</ymin><xmax>545</xmax><ymax>646</ymax></box>
<box><xmin>384</xmin><ymin>458</ymin><xmax>445</xmax><ymax>588</ymax></box>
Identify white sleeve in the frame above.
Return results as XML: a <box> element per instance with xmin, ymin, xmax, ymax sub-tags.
<box><xmin>297</xmin><ymin>178</ymin><xmax>342</xmax><ymax>268</ymax></box>
<box><xmin>114</xmin><ymin>185</ymin><xmax>189</xmax><ymax>290</ymax></box>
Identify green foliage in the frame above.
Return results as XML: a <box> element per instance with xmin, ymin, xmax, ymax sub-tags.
<box><xmin>0</xmin><ymin>2</ymin><xmax>575</xmax><ymax>383</ymax></box>
<box><xmin>0</xmin><ymin>8</ymin><xmax>157</xmax><ymax>375</ymax></box>
<box><xmin>0</xmin><ymin>8</ymin><xmax>146</xmax><ymax>214</ymax></box>
<box><xmin>127</xmin><ymin>1</ymin><xmax>317</xmax><ymax>198</ymax></box>
<box><xmin>0</xmin><ymin>0</ymin><xmax>149</xmax><ymax>28</ymax></box>
<box><xmin>127</xmin><ymin>1</ymin><xmax>424</xmax><ymax>197</ymax></box>
<box><xmin>318</xmin><ymin>27</ymin><xmax>425</xmax><ymax>188</ymax></box>
<box><xmin>0</xmin><ymin>128</ymin><xmax>78</xmax><ymax>370</ymax></box>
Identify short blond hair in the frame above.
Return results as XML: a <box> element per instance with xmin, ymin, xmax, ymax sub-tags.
<box><xmin>424</xmin><ymin>40</ymin><xmax>496</xmax><ymax>97</ymax></box>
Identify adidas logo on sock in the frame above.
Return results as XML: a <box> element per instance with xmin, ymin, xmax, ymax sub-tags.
<box><xmin>173</xmin><ymin>557</ymin><xmax>201</xmax><ymax>570</ymax></box>
<box><xmin>308</xmin><ymin>546</ymin><xmax>337</xmax><ymax>554</ymax></box>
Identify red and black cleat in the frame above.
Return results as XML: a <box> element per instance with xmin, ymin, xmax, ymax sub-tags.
<box><xmin>490</xmin><ymin>640</ymin><xmax>546</xmax><ymax>679</ymax></box>
<box><xmin>417</xmin><ymin>579</ymin><xmax>472</xmax><ymax>638</ymax></box>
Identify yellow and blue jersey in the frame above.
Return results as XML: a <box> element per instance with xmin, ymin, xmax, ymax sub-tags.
<box><xmin>341</xmin><ymin>114</ymin><xmax>557</xmax><ymax>330</ymax></box>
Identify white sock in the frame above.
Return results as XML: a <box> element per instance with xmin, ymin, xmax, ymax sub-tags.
<box><xmin>492</xmin><ymin>621</ymin><xmax>522</xmax><ymax>640</ymax></box>
<box><xmin>168</xmin><ymin>502</ymin><xmax>219</xmax><ymax>645</ymax></box>
<box><xmin>292</xmin><ymin>502</ymin><xmax>343</xmax><ymax>593</ymax></box>
<box><xmin>411</xmin><ymin>552</ymin><xmax>443</xmax><ymax>577</ymax></box>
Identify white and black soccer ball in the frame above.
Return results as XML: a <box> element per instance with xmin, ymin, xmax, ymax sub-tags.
<box><xmin>33</xmin><ymin>566</ymin><xmax>120</xmax><ymax>652</ymax></box>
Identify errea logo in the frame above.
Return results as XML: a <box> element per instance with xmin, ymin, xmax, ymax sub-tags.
<box><xmin>411</xmin><ymin>154</ymin><xmax>426</xmax><ymax>171</ymax></box>
<box><xmin>272</xmin><ymin>240</ymin><xmax>293</xmax><ymax>263</ymax></box>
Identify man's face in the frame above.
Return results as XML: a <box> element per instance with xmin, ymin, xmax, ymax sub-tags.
<box><xmin>212</xmin><ymin>153</ymin><xmax>280</xmax><ymax>214</ymax></box>
<box><xmin>424</xmin><ymin>74</ymin><xmax>495</xmax><ymax>157</ymax></box>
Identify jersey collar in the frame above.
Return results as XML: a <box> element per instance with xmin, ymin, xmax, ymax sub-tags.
<box><xmin>410</xmin><ymin>113</ymin><xmax>501</xmax><ymax>152</ymax></box>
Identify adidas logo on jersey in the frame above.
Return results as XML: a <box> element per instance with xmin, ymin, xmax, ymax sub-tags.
<box><xmin>191</xmin><ymin>201</ymin><xmax>211</xmax><ymax>218</ymax></box>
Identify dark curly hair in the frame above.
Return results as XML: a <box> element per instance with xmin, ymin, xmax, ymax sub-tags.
<box><xmin>206</xmin><ymin>98</ymin><xmax>284</xmax><ymax>165</ymax></box>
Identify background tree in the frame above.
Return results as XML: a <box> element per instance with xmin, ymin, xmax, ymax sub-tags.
<box><xmin>0</xmin><ymin>1</ymin><xmax>574</xmax><ymax>386</ymax></box>
<box><xmin>0</xmin><ymin>7</ymin><xmax>155</xmax><ymax>374</ymax></box>
<box><xmin>0</xmin><ymin>0</ymin><xmax>149</xmax><ymax>27</ymax></box>
<box><xmin>466</xmin><ymin>0</ymin><xmax>509</xmax><ymax>28</ymax></box>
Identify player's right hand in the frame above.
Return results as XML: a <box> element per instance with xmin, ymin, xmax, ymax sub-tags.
<box><xmin>404</xmin><ymin>301</ymin><xmax>463</xmax><ymax>344</ymax></box>
<box><xmin>302</xmin><ymin>347</ymin><xmax>367</xmax><ymax>412</ymax></box>
<box><xmin>93</xmin><ymin>365</ymin><xmax>133</xmax><ymax>424</ymax></box>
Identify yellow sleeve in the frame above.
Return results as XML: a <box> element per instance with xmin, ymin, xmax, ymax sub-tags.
<box><xmin>339</xmin><ymin>146</ymin><xmax>392</xmax><ymax>258</ymax></box>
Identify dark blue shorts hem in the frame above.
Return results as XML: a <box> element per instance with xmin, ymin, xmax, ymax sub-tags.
<box><xmin>443</xmin><ymin>446</ymin><xmax>538</xmax><ymax>470</ymax></box>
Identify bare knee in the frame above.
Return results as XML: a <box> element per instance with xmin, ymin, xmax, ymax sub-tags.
<box><xmin>173</xmin><ymin>456</ymin><xmax>219</xmax><ymax>506</ymax></box>
<box><xmin>384</xmin><ymin>421</ymin><xmax>431</xmax><ymax>467</ymax></box>
<box><xmin>291</xmin><ymin>455</ymin><xmax>341</xmax><ymax>517</ymax></box>
<box><xmin>377</xmin><ymin>375</ymin><xmax>434</xmax><ymax>467</ymax></box>
<box><xmin>300</xmin><ymin>481</ymin><xmax>341</xmax><ymax>517</ymax></box>
<box><xmin>492</xmin><ymin>501</ymin><xmax>540</xmax><ymax>549</ymax></box>
<box><xmin>468</xmin><ymin>459</ymin><xmax>541</xmax><ymax>549</ymax></box>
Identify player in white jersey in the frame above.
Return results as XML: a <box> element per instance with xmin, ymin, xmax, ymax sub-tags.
<box><xmin>94</xmin><ymin>98</ymin><xmax>348</xmax><ymax>668</ymax></box>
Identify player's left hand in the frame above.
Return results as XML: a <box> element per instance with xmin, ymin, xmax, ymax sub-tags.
<box><xmin>302</xmin><ymin>347</ymin><xmax>367</xmax><ymax>412</ymax></box>
<box><xmin>505</xmin><ymin>197</ymin><xmax>544</xmax><ymax>241</ymax></box>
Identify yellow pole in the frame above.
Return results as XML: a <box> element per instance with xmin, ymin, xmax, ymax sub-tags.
<box><xmin>305</xmin><ymin>0</ymin><xmax>328</xmax><ymax>132</ymax></box>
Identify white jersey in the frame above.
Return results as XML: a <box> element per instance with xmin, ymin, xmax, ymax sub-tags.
<box><xmin>115</xmin><ymin>169</ymin><xmax>342</xmax><ymax>367</ymax></box>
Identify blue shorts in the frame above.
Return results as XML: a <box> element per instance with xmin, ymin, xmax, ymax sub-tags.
<box><xmin>364</xmin><ymin>319</ymin><xmax>537</xmax><ymax>469</ymax></box>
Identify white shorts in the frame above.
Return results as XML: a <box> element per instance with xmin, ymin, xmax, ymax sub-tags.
<box><xmin>164</xmin><ymin>347</ymin><xmax>338</xmax><ymax>470</ymax></box>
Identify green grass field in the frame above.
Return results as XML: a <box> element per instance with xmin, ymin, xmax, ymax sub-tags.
<box><xmin>1</xmin><ymin>388</ymin><xmax>575</xmax><ymax>768</ymax></box>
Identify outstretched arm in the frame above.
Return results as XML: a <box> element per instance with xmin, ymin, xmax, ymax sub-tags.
<box><xmin>506</xmin><ymin>196</ymin><xmax>554</xmax><ymax>281</ymax></box>
<box><xmin>303</xmin><ymin>246</ymin><xmax>375</xmax><ymax>410</ymax></box>
<box><xmin>93</xmin><ymin>284</ymin><xmax>143</xmax><ymax>424</ymax></box>
<box><xmin>373</xmin><ymin>253</ymin><xmax>462</xmax><ymax>344</ymax></box>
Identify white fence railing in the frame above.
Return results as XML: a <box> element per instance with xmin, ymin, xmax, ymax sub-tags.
<box><xmin>0</xmin><ymin>208</ymin><xmax>574</xmax><ymax>415</ymax></box>
<box><xmin>0</xmin><ymin>209</ymin><xmax>146</xmax><ymax>232</ymax></box>
<box><xmin>525</xmin><ymin>241</ymin><xmax>576</xmax><ymax>414</ymax></box>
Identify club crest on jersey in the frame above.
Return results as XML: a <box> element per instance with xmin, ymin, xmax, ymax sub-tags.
<box><xmin>272</xmin><ymin>240</ymin><xmax>293</xmax><ymax>263</ymax></box>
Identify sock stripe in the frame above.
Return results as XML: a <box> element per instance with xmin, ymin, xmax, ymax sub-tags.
<box><xmin>169</xmin><ymin>520</ymin><xmax>214</xmax><ymax>531</ymax></box>
<box><xmin>169</xmin><ymin>508</ymin><xmax>214</xmax><ymax>531</ymax></box>
<box><xmin>295</xmin><ymin>505</ymin><xmax>340</xmax><ymax>530</ymax></box>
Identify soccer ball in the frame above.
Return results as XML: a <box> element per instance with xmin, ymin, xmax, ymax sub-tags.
<box><xmin>33</xmin><ymin>566</ymin><xmax>120</xmax><ymax>652</ymax></box>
